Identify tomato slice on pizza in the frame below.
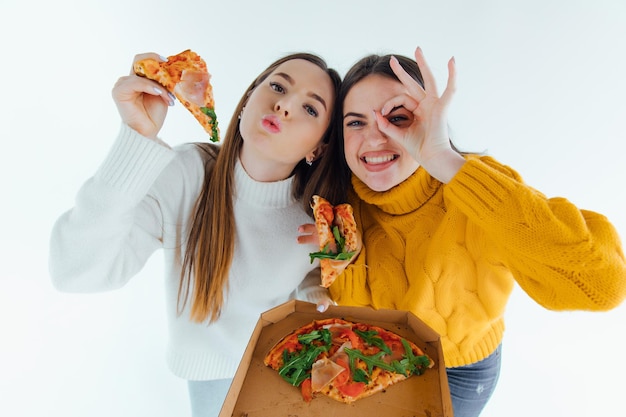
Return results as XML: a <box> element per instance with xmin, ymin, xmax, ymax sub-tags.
<box><xmin>264</xmin><ymin>318</ymin><xmax>434</xmax><ymax>404</ymax></box>
<box><xmin>309</xmin><ymin>195</ymin><xmax>359</xmax><ymax>288</ymax></box>
<box><xmin>133</xmin><ymin>49</ymin><xmax>219</xmax><ymax>142</ymax></box>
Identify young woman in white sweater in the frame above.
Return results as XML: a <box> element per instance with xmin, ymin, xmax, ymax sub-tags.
<box><xmin>49</xmin><ymin>52</ymin><xmax>341</xmax><ymax>417</ymax></box>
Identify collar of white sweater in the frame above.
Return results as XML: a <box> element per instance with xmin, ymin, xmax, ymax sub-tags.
<box><xmin>234</xmin><ymin>159</ymin><xmax>297</xmax><ymax>208</ymax></box>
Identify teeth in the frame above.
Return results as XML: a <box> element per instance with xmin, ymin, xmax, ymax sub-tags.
<box><xmin>363</xmin><ymin>154</ymin><xmax>396</xmax><ymax>164</ymax></box>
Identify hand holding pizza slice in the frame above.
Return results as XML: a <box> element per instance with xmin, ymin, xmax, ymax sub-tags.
<box><xmin>309</xmin><ymin>195</ymin><xmax>360</xmax><ymax>288</ymax></box>
<box><xmin>133</xmin><ymin>49</ymin><xmax>219</xmax><ymax>142</ymax></box>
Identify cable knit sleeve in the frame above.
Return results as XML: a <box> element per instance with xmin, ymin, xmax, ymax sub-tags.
<box><xmin>445</xmin><ymin>155</ymin><xmax>626</xmax><ymax>311</ymax></box>
<box><xmin>48</xmin><ymin>124</ymin><xmax>177</xmax><ymax>292</ymax></box>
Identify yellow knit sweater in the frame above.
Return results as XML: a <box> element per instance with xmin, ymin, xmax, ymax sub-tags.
<box><xmin>329</xmin><ymin>155</ymin><xmax>626</xmax><ymax>368</ymax></box>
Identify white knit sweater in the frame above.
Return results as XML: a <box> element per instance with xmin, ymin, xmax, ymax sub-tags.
<box><xmin>49</xmin><ymin>124</ymin><xmax>327</xmax><ymax>380</ymax></box>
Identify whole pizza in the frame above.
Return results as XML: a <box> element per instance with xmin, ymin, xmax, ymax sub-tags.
<box><xmin>264</xmin><ymin>318</ymin><xmax>434</xmax><ymax>404</ymax></box>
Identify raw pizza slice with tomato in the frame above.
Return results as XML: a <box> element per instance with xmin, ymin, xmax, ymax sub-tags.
<box><xmin>133</xmin><ymin>49</ymin><xmax>219</xmax><ymax>142</ymax></box>
<box><xmin>264</xmin><ymin>318</ymin><xmax>434</xmax><ymax>404</ymax></box>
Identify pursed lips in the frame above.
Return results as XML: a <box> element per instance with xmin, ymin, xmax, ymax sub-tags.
<box><xmin>262</xmin><ymin>115</ymin><xmax>282</xmax><ymax>133</ymax></box>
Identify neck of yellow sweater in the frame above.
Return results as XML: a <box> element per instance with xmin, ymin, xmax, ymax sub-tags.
<box><xmin>351</xmin><ymin>168</ymin><xmax>442</xmax><ymax>215</ymax></box>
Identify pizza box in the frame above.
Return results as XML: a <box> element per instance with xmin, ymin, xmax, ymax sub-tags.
<box><xmin>219</xmin><ymin>300</ymin><xmax>453</xmax><ymax>417</ymax></box>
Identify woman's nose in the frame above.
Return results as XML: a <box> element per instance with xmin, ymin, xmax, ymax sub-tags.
<box><xmin>366</xmin><ymin>126</ymin><xmax>388</xmax><ymax>145</ymax></box>
<box><xmin>274</xmin><ymin>101</ymin><xmax>290</xmax><ymax>118</ymax></box>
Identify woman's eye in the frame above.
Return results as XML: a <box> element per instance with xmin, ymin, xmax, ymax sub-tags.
<box><xmin>304</xmin><ymin>104</ymin><xmax>318</xmax><ymax>117</ymax></box>
<box><xmin>388</xmin><ymin>114</ymin><xmax>410</xmax><ymax>125</ymax></box>
<box><xmin>270</xmin><ymin>82</ymin><xmax>285</xmax><ymax>93</ymax></box>
<box><xmin>345</xmin><ymin>120</ymin><xmax>363</xmax><ymax>128</ymax></box>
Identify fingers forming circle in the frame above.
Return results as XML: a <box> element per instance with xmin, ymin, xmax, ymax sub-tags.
<box><xmin>389</xmin><ymin>55</ymin><xmax>427</xmax><ymax>101</ymax></box>
<box><xmin>380</xmin><ymin>92</ymin><xmax>419</xmax><ymax>117</ymax></box>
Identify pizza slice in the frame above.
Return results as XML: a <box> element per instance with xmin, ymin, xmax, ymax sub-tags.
<box><xmin>264</xmin><ymin>318</ymin><xmax>434</xmax><ymax>404</ymax></box>
<box><xmin>133</xmin><ymin>49</ymin><xmax>219</xmax><ymax>142</ymax></box>
<box><xmin>309</xmin><ymin>195</ymin><xmax>359</xmax><ymax>288</ymax></box>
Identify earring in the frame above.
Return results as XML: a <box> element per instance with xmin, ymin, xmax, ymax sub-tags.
<box><xmin>238</xmin><ymin>106</ymin><xmax>245</xmax><ymax>120</ymax></box>
<box><xmin>306</xmin><ymin>158</ymin><xmax>313</xmax><ymax>166</ymax></box>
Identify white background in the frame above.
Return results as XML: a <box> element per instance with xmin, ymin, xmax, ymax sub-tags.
<box><xmin>1</xmin><ymin>1</ymin><xmax>625</xmax><ymax>416</ymax></box>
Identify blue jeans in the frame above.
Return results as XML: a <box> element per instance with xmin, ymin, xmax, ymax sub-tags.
<box><xmin>446</xmin><ymin>344</ymin><xmax>502</xmax><ymax>417</ymax></box>
<box><xmin>187</xmin><ymin>378</ymin><xmax>232</xmax><ymax>417</ymax></box>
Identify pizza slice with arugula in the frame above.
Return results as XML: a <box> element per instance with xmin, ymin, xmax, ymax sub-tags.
<box><xmin>309</xmin><ymin>195</ymin><xmax>359</xmax><ymax>288</ymax></box>
<box><xmin>133</xmin><ymin>49</ymin><xmax>219</xmax><ymax>142</ymax></box>
<box><xmin>264</xmin><ymin>318</ymin><xmax>434</xmax><ymax>404</ymax></box>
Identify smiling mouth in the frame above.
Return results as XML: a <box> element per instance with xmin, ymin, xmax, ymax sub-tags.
<box><xmin>361</xmin><ymin>154</ymin><xmax>399</xmax><ymax>164</ymax></box>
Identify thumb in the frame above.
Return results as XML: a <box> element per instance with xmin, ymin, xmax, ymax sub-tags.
<box><xmin>316</xmin><ymin>296</ymin><xmax>336</xmax><ymax>313</ymax></box>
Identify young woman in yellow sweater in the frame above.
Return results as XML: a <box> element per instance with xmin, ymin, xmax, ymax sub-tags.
<box><xmin>312</xmin><ymin>47</ymin><xmax>626</xmax><ymax>417</ymax></box>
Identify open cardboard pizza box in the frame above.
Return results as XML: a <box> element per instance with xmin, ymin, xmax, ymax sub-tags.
<box><xmin>219</xmin><ymin>300</ymin><xmax>453</xmax><ymax>417</ymax></box>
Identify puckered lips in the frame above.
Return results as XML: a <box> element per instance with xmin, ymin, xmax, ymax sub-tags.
<box><xmin>262</xmin><ymin>114</ymin><xmax>282</xmax><ymax>133</ymax></box>
<box><xmin>360</xmin><ymin>152</ymin><xmax>399</xmax><ymax>172</ymax></box>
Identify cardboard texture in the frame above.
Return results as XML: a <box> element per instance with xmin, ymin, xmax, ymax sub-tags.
<box><xmin>219</xmin><ymin>300</ymin><xmax>453</xmax><ymax>417</ymax></box>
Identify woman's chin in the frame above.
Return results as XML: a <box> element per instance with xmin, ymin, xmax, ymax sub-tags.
<box><xmin>361</xmin><ymin>174</ymin><xmax>396</xmax><ymax>192</ymax></box>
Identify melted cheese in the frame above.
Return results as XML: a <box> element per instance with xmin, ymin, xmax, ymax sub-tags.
<box><xmin>311</xmin><ymin>358</ymin><xmax>346</xmax><ymax>392</ymax></box>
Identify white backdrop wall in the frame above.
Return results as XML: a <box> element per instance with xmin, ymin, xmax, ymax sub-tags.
<box><xmin>1</xmin><ymin>1</ymin><xmax>625</xmax><ymax>416</ymax></box>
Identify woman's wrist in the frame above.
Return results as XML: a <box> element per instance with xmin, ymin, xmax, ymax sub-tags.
<box><xmin>422</xmin><ymin>149</ymin><xmax>466</xmax><ymax>183</ymax></box>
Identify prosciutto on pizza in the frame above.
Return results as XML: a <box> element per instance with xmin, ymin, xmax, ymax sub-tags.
<box><xmin>264</xmin><ymin>318</ymin><xmax>434</xmax><ymax>404</ymax></box>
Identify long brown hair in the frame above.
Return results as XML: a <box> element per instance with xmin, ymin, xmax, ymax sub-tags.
<box><xmin>179</xmin><ymin>53</ymin><xmax>341</xmax><ymax>323</ymax></box>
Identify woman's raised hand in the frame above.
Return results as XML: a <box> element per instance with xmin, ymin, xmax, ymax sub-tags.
<box><xmin>111</xmin><ymin>53</ymin><xmax>174</xmax><ymax>139</ymax></box>
<box><xmin>374</xmin><ymin>47</ymin><xmax>465</xmax><ymax>183</ymax></box>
